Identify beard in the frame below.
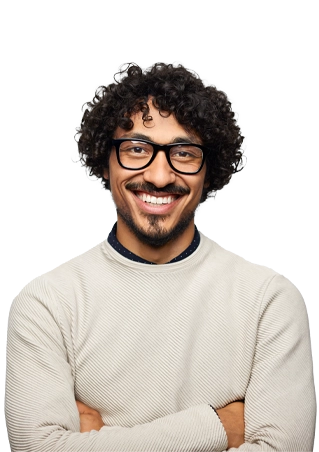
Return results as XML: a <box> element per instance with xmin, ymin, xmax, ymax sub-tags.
<box><xmin>117</xmin><ymin>207</ymin><xmax>195</xmax><ymax>248</ymax></box>
<box><xmin>110</xmin><ymin>179</ymin><xmax>199</xmax><ymax>248</ymax></box>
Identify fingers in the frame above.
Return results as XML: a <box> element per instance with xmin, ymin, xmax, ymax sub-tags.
<box><xmin>76</xmin><ymin>400</ymin><xmax>99</xmax><ymax>415</ymax></box>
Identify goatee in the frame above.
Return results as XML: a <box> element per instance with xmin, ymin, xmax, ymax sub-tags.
<box><xmin>117</xmin><ymin>207</ymin><xmax>195</xmax><ymax>248</ymax></box>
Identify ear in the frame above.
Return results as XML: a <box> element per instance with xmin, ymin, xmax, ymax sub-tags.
<box><xmin>103</xmin><ymin>168</ymin><xmax>109</xmax><ymax>180</ymax></box>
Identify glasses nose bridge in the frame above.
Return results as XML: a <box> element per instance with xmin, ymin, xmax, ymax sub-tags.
<box><xmin>151</xmin><ymin>143</ymin><xmax>171</xmax><ymax>166</ymax></box>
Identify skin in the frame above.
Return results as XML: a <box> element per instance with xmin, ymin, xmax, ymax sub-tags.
<box><xmin>77</xmin><ymin>101</ymin><xmax>245</xmax><ymax>447</ymax></box>
<box><xmin>104</xmin><ymin>102</ymin><xmax>208</xmax><ymax>264</ymax></box>
<box><xmin>76</xmin><ymin>401</ymin><xmax>104</xmax><ymax>433</ymax></box>
<box><xmin>217</xmin><ymin>402</ymin><xmax>245</xmax><ymax>448</ymax></box>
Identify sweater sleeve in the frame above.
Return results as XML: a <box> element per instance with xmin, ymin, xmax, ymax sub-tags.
<box><xmin>5</xmin><ymin>280</ymin><xmax>228</xmax><ymax>452</ymax></box>
<box><xmin>226</xmin><ymin>274</ymin><xmax>316</xmax><ymax>451</ymax></box>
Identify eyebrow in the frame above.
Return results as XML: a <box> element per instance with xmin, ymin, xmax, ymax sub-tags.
<box><xmin>120</xmin><ymin>132</ymin><xmax>200</xmax><ymax>145</ymax></box>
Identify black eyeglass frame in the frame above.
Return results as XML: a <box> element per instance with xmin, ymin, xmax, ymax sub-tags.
<box><xmin>111</xmin><ymin>138</ymin><xmax>208</xmax><ymax>175</ymax></box>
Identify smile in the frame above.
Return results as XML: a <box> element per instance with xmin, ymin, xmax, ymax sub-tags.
<box><xmin>132</xmin><ymin>191</ymin><xmax>184</xmax><ymax>215</ymax></box>
<box><xmin>136</xmin><ymin>192</ymin><xmax>178</xmax><ymax>205</ymax></box>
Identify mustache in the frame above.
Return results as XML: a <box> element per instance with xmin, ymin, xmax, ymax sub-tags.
<box><xmin>125</xmin><ymin>182</ymin><xmax>190</xmax><ymax>195</ymax></box>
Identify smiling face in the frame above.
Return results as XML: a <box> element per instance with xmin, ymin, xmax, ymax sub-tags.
<box><xmin>104</xmin><ymin>102</ymin><xmax>207</xmax><ymax>263</ymax></box>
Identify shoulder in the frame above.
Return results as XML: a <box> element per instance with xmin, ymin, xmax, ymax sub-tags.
<box><xmin>29</xmin><ymin>241</ymin><xmax>105</xmax><ymax>284</ymax></box>
<box><xmin>198</xmin><ymin>232</ymin><xmax>305</xmax><ymax>314</ymax></box>
<box><xmin>199</xmin><ymin>232</ymin><xmax>278</xmax><ymax>280</ymax></box>
<box><xmin>11</xmin><ymin>241</ymin><xmax>107</xmax><ymax>315</ymax></box>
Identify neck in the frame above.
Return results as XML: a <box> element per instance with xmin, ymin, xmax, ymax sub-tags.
<box><xmin>116</xmin><ymin>217</ymin><xmax>196</xmax><ymax>264</ymax></box>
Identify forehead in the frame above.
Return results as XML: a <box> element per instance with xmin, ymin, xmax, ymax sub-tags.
<box><xmin>114</xmin><ymin>102</ymin><xmax>200</xmax><ymax>144</ymax></box>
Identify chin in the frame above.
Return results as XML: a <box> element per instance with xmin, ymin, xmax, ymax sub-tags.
<box><xmin>117</xmin><ymin>209</ymin><xmax>195</xmax><ymax>248</ymax></box>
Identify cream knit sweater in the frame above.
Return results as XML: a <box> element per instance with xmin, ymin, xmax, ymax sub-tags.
<box><xmin>5</xmin><ymin>233</ymin><xmax>316</xmax><ymax>451</ymax></box>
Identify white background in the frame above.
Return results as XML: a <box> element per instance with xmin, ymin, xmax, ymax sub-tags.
<box><xmin>1</xmin><ymin>1</ymin><xmax>318</xmax><ymax>450</ymax></box>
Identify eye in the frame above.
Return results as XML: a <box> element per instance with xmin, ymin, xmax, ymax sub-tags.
<box><xmin>172</xmin><ymin>150</ymin><xmax>193</xmax><ymax>158</ymax></box>
<box><xmin>119</xmin><ymin>141</ymin><xmax>153</xmax><ymax>159</ymax></box>
<box><xmin>128</xmin><ymin>146</ymin><xmax>147</xmax><ymax>154</ymax></box>
<box><xmin>170</xmin><ymin>145</ymin><xmax>202</xmax><ymax>160</ymax></box>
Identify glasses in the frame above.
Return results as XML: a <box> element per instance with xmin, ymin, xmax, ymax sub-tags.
<box><xmin>111</xmin><ymin>138</ymin><xmax>208</xmax><ymax>175</ymax></box>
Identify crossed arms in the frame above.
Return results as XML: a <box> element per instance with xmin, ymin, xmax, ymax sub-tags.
<box><xmin>77</xmin><ymin>399</ymin><xmax>245</xmax><ymax>448</ymax></box>
<box><xmin>5</xmin><ymin>274</ymin><xmax>316</xmax><ymax>451</ymax></box>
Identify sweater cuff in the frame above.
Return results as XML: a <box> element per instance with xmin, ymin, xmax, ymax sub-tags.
<box><xmin>209</xmin><ymin>404</ymin><xmax>220</xmax><ymax>419</ymax></box>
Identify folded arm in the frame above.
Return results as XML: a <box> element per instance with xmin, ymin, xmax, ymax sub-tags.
<box><xmin>5</xmin><ymin>275</ymin><xmax>316</xmax><ymax>451</ymax></box>
<box><xmin>226</xmin><ymin>275</ymin><xmax>316</xmax><ymax>450</ymax></box>
<box><xmin>5</xmin><ymin>279</ymin><xmax>228</xmax><ymax>452</ymax></box>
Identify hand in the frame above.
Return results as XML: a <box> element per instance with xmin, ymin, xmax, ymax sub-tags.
<box><xmin>216</xmin><ymin>401</ymin><xmax>245</xmax><ymax>449</ymax></box>
<box><xmin>76</xmin><ymin>400</ymin><xmax>104</xmax><ymax>433</ymax></box>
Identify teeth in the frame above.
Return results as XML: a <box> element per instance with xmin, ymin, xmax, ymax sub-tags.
<box><xmin>137</xmin><ymin>193</ymin><xmax>176</xmax><ymax>205</ymax></box>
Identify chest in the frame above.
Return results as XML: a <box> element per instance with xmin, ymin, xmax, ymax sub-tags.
<box><xmin>70</xmin><ymin>273</ymin><xmax>259</xmax><ymax>426</ymax></box>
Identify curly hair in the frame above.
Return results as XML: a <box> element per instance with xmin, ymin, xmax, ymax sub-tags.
<box><xmin>76</xmin><ymin>63</ymin><xmax>244</xmax><ymax>202</ymax></box>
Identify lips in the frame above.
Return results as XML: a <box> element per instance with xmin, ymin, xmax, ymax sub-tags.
<box><xmin>136</xmin><ymin>193</ymin><xmax>177</xmax><ymax>205</ymax></box>
<box><xmin>132</xmin><ymin>191</ymin><xmax>183</xmax><ymax>215</ymax></box>
<box><xmin>135</xmin><ymin>191</ymin><xmax>179</xmax><ymax>205</ymax></box>
<box><xmin>134</xmin><ymin>190</ymin><xmax>181</xmax><ymax>199</ymax></box>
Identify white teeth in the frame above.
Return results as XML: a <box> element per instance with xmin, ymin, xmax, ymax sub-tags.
<box><xmin>137</xmin><ymin>193</ymin><xmax>176</xmax><ymax>205</ymax></box>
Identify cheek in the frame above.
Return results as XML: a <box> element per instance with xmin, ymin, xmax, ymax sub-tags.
<box><xmin>190</xmin><ymin>175</ymin><xmax>206</xmax><ymax>197</ymax></box>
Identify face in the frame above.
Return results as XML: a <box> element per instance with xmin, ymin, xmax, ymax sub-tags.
<box><xmin>104</xmin><ymin>102</ymin><xmax>207</xmax><ymax>249</ymax></box>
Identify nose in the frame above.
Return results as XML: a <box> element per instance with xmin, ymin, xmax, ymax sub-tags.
<box><xmin>142</xmin><ymin>150</ymin><xmax>176</xmax><ymax>188</ymax></box>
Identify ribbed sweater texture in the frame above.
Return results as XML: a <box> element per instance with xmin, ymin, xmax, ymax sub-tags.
<box><xmin>5</xmin><ymin>233</ymin><xmax>316</xmax><ymax>451</ymax></box>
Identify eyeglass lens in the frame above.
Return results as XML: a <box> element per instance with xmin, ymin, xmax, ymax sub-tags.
<box><xmin>119</xmin><ymin>140</ymin><xmax>203</xmax><ymax>173</ymax></box>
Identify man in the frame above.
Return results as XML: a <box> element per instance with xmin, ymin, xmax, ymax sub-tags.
<box><xmin>5</xmin><ymin>63</ymin><xmax>316</xmax><ymax>451</ymax></box>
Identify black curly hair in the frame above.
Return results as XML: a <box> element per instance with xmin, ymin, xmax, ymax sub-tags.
<box><xmin>77</xmin><ymin>63</ymin><xmax>244</xmax><ymax>202</ymax></box>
